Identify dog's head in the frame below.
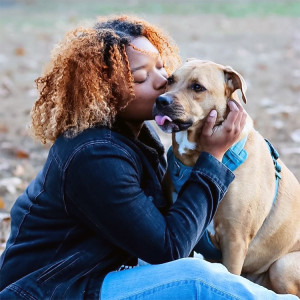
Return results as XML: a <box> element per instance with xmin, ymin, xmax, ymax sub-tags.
<box><xmin>152</xmin><ymin>59</ymin><xmax>247</xmax><ymax>133</ymax></box>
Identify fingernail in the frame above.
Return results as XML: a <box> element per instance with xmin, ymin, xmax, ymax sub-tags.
<box><xmin>229</xmin><ymin>100</ymin><xmax>238</xmax><ymax>110</ymax></box>
<box><xmin>209</xmin><ymin>110</ymin><xmax>217</xmax><ymax>117</ymax></box>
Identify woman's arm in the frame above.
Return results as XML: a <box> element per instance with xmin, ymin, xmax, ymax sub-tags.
<box><xmin>64</xmin><ymin>141</ymin><xmax>234</xmax><ymax>264</ymax></box>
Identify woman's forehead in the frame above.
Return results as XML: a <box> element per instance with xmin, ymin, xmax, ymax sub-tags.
<box><xmin>130</xmin><ymin>36</ymin><xmax>159</xmax><ymax>54</ymax></box>
<box><xmin>126</xmin><ymin>37</ymin><xmax>160</xmax><ymax>69</ymax></box>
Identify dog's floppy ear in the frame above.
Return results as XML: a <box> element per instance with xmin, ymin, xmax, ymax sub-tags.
<box><xmin>224</xmin><ymin>66</ymin><xmax>247</xmax><ymax>104</ymax></box>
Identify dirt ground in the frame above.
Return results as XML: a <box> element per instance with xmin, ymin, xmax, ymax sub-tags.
<box><xmin>0</xmin><ymin>4</ymin><xmax>300</xmax><ymax>215</ymax></box>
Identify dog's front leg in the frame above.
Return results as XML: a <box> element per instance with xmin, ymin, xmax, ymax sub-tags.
<box><xmin>219</xmin><ymin>230</ymin><xmax>249</xmax><ymax>275</ymax></box>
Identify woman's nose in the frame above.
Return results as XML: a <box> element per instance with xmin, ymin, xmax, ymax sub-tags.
<box><xmin>154</xmin><ymin>69</ymin><xmax>168</xmax><ymax>90</ymax></box>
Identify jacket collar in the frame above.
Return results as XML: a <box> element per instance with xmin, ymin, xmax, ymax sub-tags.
<box><xmin>112</xmin><ymin>117</ymin><xmax>165</xmax><ymax>158</ymax></box>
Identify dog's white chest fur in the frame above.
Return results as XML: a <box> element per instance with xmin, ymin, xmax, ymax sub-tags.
<box><xmin>175</xmin><ymin>131</ymin><xmax>196</xmax><ymax>155</ymax></box>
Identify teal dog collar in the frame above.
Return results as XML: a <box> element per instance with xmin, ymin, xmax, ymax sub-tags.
<box><xmin>167</xmin><ymin>136</ymin><xmax>248</xmax><ymax>194</ymax></box>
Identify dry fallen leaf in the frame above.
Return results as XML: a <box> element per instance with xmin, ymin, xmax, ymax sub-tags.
<box><xmin>281</xmin><ymin>112</ymin><xmax>290</xmax><ymax>119</ymax></box>
<box><xmin>0</xmin><ymin>197</ymin><xmax>4</xmax><ymax>209</ymax></box>
<box><xmin>15</xmin><ymin>47</ymin><xmax>26</xmax><ymax>56</ymax></box>
<box><xmin>0</xmin><ymin>123</ymin><xmax>8</xmax><ymax>133</ymax></box>
<box><xmin>256</xmin><ymin>63</ymin><xmax>268</xmax><ymax>71</ymax></box>
<box><xmin>15</xmin><ymin>149</ymin><xmax>30</xmax><ymax>159</ymax></box>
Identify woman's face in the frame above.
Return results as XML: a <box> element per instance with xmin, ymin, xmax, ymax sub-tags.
<box><xmin>119</xmin><ymin>36</ymin><xmax>168</xmax><ymax>122</ymax></box>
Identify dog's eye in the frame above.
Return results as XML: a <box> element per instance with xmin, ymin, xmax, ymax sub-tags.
<box><xmin>191</xmin><ymin>83</ymin><xmax>206</xmax><ymax>92</ymax></box>
<box><xmin>167</xmin><ymin>76</ymin><xmax>174</xmax><ymax>85</ymax></box>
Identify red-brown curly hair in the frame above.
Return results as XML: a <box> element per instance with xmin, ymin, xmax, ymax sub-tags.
<box><xmin>31</xmin><ymin>15</ymin><xmax>181</xmax><ymax>144</ymax></box>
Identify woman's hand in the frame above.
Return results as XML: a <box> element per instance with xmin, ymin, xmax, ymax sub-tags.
<box><xmin>200</xmin><ymin>100</ymin><xmax>247</xmax><ymax>162</ymax></box>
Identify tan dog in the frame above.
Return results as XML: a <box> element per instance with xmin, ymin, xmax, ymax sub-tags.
<box><xmin>153</xmin><ymin>59</ymin><xmax>300</xmax><ymax>296</ymax></box>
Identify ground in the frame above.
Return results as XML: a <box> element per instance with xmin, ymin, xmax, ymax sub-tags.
<box><xmin>0</xmin><ymin>1</ymin><xmax>300</xmax><ymax>215</ymax></box>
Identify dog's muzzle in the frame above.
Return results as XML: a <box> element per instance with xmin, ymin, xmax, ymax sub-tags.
<box><xmin>152</xmin><ymin>95</ymin><xmax>193</xmax><ymax>133</ymax></box>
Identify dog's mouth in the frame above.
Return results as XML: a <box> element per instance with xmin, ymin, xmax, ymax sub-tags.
<box><xmin>154</xmin><ymin>114</ymin><xmax>193</xmax><ymax>133</ymax></box>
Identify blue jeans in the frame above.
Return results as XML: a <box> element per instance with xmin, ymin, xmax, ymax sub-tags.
<box><xmin>100</xmin><ymin>258</ymin><xmax>297</xmax><ymax>300</ymax></box>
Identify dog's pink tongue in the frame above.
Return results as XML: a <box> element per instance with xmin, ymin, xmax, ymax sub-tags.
<box><xmin>155</xmin><ymin>115</ymin><xmax>172</xmax><ymax>126</ymax></box>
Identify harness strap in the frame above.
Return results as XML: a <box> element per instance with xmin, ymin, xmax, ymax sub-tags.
<box><xmin>167</xmin><ymin>136</ymin><xmax>249</xmax><ymax>195</ymax></box>
<box><xmin>264</xmin><ymin>139</ymin><xmax>282</xmax><ymax>205</ymax></box>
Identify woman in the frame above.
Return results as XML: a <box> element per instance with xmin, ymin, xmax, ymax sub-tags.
<box><xmin>0</xmin><ymin>15</ymin><xmax>296</xmax><ymax>299</ymax></box>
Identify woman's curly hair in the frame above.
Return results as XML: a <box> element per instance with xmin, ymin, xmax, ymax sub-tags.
<box><xmin>31</xmin><ymin>15</ymin><xmax>181</xmax><ymax>144</ymax></box>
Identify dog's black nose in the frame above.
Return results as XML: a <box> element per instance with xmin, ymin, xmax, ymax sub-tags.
<box><xmin>156</xmin><ymin>95</ymin><xmax>173</xmax><ymax>108</ymax></box>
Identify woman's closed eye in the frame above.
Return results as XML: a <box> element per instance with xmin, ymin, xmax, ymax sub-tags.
<box><xmin>133</xmin><ymin>70</ymin><xmax>149</xmax><ymax>84</ymax></box>
<box><xmin>133</xmin><ymin>60</ymin><xmax>166</xmax><ymax>84</ymax></box>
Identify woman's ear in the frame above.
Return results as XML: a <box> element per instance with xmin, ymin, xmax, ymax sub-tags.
<box><xmin>224</xmin><ymin>66</ymin><xmax>247</xmax><ymax>104</ymax></box>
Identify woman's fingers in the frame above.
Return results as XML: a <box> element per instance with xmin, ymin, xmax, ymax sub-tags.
<box><xmin>233</xmin><ymin>100</ymin><xmax>247</xmax><ymax>133</ymax></box>
<box><xmin>224</xmin><ymin>100</ymin><xmax>246</xmax><ymax>134</ymax></box>
<box><xmin>199</xmin><ymin>100</ymin><xmax>247</xmax><ymax>161</ymax></box>
<box><xmin>202</xmin><ymin>110</ymin><xmax>217</xmax><ymax>137</ymax></box>
<box><xmin>223</xmin><ymin>101</ymin><xmax>239</xmax><ymax>132</ymax></box>
<box><xmin>239</xmin><ymin>104</ymin><xmax>247</xmax><ymax>130</ymax></box>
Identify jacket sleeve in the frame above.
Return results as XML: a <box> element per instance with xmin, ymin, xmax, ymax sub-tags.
<box><xmin>64</xmin><ymin>140</ymin><xmax>234</xmax><ymax>264</ymax></box>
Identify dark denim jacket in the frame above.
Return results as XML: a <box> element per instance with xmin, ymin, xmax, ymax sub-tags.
<box><xmin>0</xmin><ymin>120</ymin><xmax>234</xmax><ymax>299</ymax></box>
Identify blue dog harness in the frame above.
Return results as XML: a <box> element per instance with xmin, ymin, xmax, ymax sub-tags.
<box><xmin>167</xmin><ymin>137</ymin><xmax>282</xmax><ymax>260</ymax></box>
<box><xmin>167</xmin><ymin>136</ymin><xmax>248</xmax><ymax>195</ymax></box>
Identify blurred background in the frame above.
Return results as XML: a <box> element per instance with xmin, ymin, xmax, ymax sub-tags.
<box><xmin>0</xmin><ymin>0</ymin><xmax>300</xmax><ymax>215</ymax></box>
